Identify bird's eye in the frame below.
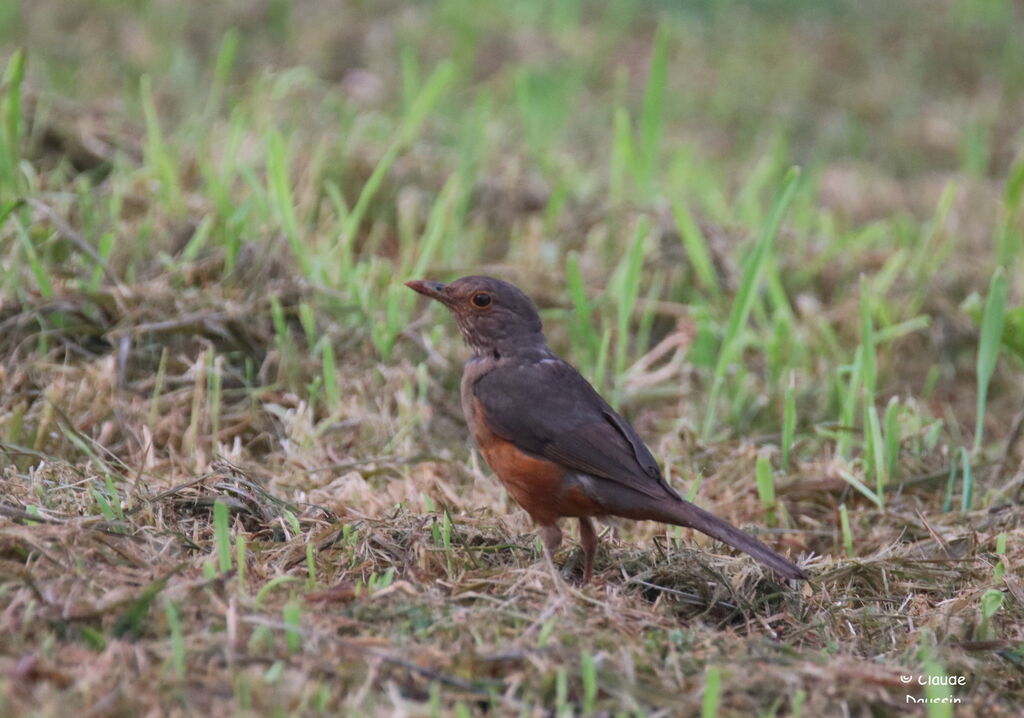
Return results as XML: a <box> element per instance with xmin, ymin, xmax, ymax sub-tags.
<box><xmin>471</xmin><ymin>292</ymin><xmax>492</xmax><ymax>308</ymax></box>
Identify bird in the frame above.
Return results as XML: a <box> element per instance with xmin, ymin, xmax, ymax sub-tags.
<box><xmin>406</xmin><ymin>275</ymin><xmax>807</xmax><ymax>583</ymax></box>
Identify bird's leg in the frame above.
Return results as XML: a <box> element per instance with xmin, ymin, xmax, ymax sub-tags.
<box><xmin>538</xmin><ymin>523</ymin><xmax>563</xmax><ymax>557</ymax></box>
<box><xmin>578</xmin><ymin>517</ymin><xmax>597</xmax><ymax>584</ymax></box>
<box><xmin>537</xmin><ymin>522</ymin><xmax>565</xmax><ymax>581</ymax></box>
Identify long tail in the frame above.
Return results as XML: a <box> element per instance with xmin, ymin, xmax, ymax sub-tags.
<box><xmin>660</xmin><ymin>499</ymin><xmax>807</xmax><ymax>580</ymax></box>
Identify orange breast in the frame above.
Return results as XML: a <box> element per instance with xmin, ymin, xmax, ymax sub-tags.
<box><xmin>475</xmin><ymin>434</ymin><xmax>602</xmax><ymax>524</ymax></box>
<box><xmin>468</xmin><ymin>397</ymin><xmax>602</xmax><ymax>524</ymax></box>
<box><xmin>479</xmin><ymin>438</ymin><xmax>568</xmax><ymax>524</ymax></box>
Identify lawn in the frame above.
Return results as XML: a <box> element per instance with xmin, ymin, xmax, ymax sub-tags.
<box><xmin>1</xmin><ymin>0</ymin><xmax>1023</xmax><ymax>715</ymax></box>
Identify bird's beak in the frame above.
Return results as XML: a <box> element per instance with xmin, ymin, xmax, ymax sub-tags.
<box><xmin>405</xmin><ymin>279</ymin><xmax>450</xmax><ymax>305</ymax></box>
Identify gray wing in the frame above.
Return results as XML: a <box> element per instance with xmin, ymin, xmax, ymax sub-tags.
<box><xmin>472</xmin><ymin>359</ymin><xmax>676</xmax><ymax>502</ymax></box>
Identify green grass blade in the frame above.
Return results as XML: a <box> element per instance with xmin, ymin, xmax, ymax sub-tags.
<box><xmin>960</xmin><ymin>446</ymin><xmax>974</xmax><ymax>512</ymax></box>
<box><xmin>859</xmin><ymin>275</ymin><xmax>877</xmax><ymax>401</ymax></box>
<box><xmin>994</xmin><ymin>532</ymin><xmax>1007</xmax><ymax>581</ymax></box>
<box><xmin>866</xmin><ymin>404</ymin><xmax>887</xmax><ymax>509</ymax></box>
<box><xmin>672</xmin><ymin>200</ymin><xmax>720</xmax><ymax>297</ymax></box>
<box><xmin>113</xmin><ymin>570</ymin><xmax>176</xmax><ymax>638</ymax></box>
<box><xmin>140</xmin><ymin>75</ymin><xmax>182</xmax><ymax>211</ymax></box>
<box><xmin>923</xmin><ymin>661</ymin><xmax>954</xmax><ymax>718</ymax></box>
<box><xmin>755</xmin><ymin>453</ymin><xmax>776</xmax><ymax>525</ymax></box>
<box><xmin>836</xmin><ymin>468</ymin><xmax>882</xmax><ymax>509</ymax></box>
<box><xmin>565</xmin><ymin>251</ymin><xmax>600</xmax><ymax>370</ymax></box>
<box><xmin>701</xmin><ymin>665</ymin><xmax>721</xmax><ymax>718</ymax></box>
<box><xmin>164</xmin><ymin>599</ymin><xmax>186</xmax><ymax>678</ymax></box>
<box><xmin>593</xmin><ymin>326</ymin><xmax>612</xmax><ymax>395</ymax></box>
<box><xmin>702</xmin><ymin>166</ymin><xmax>800</xmax><ymax>438</ymax></box>
<box><xmin>636</xmin><ymin>24</ymin><xmax>668</xmax><ymax>191</ymax></box>
<box><xmin>214</xmin><ymin>500</ymin><xmax>232</xmax><ymax>573</ymax></box>
<box><xmin>205</xmin><ymin>28</ymin><xmax>239</xmax><ymax>117</ymax></box>
<box><xmin>837</xmin><ymin>349</ymin><xmax>864</xmax><ymax>459</ymax></box>
<box><xmin>781</xmin><ymin>376</ymin><xmax>796</xmax><ymax>468</ymax></box>
<box><xmin>581</xmin><ymin>650</ymin><xmax>597</xmax><ymax>714</ymax></box>
<box><xmin>16</xmin><ymin>217</ymin><xmax>53</xmax><ymax>298</ymax></box>
<box><xmin>609</xmin><ymin>105</ymin><xmax>633</xmax><ymax>206</ymax></box>
<box><xmin>612</xmin><ymin>220</ymin><xmax>648</xmax><ymax>404</ymax></box>
<box><xmin>839</xmin><ymin>504</ymin><xmax>854</xmax><ymax>558</ymax></box>
<box><xmin>883</xmin><ymin>398</ymin><xmax>900</xmax><ymax>481</ymax></box>
<box><xmin>974</xmin><ymin>266</ymin><xmax>1006</xmax><ymax>452</ymax></box>
<box><xmin>283</xmin><ymin>600</ymin><xmax>302</xmax><ymax>653</ymax></box>
<box><xmin>236</xmin><ymin>534</ymin><xmax>247</xmax><ymax>595</ymax></box>
<box><xmin>322</xmin><ymin>341</ymin><xmax>340</xmax><ymax>409</ymax></box>
<box><xmin>305</xmin><ymin>542</ymin><xmax>317</xmax><ymax>587</ymax></box>
<box><xmin>1</xmin><ymin>49</ymin><xmax>26</xmax><ymax>196</ymax></box>
<box><xmin>266</xmin><ymin>129</ymin><xmax>310</xmax><ymax>277</ymax></box>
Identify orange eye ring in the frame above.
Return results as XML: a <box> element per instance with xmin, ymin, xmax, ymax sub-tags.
<box><xmin>471</xmin><ymin>292</ymin><xmax>492</xmax><ymax>309</ymax></box>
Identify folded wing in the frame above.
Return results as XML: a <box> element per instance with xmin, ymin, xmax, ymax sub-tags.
<box><xmin>472</xmin><ymin>359</ymin><xmax>675</xmax><ymax>502</ymax></box>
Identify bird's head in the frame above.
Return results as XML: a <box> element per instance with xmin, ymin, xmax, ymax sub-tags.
<box><xmin>406</xmin><ymin>276</ymin><xmax>547</xmax><ymax>358</ymax></box>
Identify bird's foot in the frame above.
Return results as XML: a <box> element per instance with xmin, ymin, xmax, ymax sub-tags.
<box><xmin>560</xmin><ymin>551</ymin><xmax>580</xmax><ymax>582</ymax></box>
<box><xmin>555</xmin><ymin>550</ymin><xmax>595</xmax><ymax>585</ymax></box>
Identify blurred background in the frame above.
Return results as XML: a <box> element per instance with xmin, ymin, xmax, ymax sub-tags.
<box><xmin>1</xmin><ymin>1</ymin><xmax>1023</xmax><ymax>715</ymax></box>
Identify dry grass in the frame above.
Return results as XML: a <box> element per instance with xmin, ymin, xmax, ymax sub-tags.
<box><xmin>1</xmin><ymin>304</ymin><xmax>1022</xmax><ymax>714</ymax></box>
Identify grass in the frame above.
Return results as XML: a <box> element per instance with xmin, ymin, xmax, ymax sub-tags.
<box><xmin>975</xmin><ymin>267</ymin><xmax>1008</xmax><ymax>453</ymax></box>
<box><xmin>1</xmin><ymin>0</ymin><xmax>1024</xmax><ymax>715</ymax></box>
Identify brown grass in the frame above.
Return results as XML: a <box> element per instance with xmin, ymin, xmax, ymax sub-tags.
<box><xmin>1</xmin><ymin>300</ymin><xmax>1022</xmax><ymax>714</ymax></box>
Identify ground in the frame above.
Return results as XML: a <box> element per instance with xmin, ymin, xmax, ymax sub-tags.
<box><xmin>1</xmin><ymin>1</ymin><xmax>1023</xmax><ymax>716</ymax></box>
